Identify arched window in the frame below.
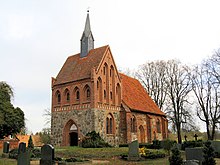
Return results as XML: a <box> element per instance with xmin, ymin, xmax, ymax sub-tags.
<box><xmin>84</xmin><ymin>85</ymin><xmax>91</xmax><ymax>101</ymax></box>
<box><xmin>56</xmin><ymin>90</ymin><xmax>61</xmax><ymax>104</ymax></box>
<box><xmin>156</xmin><ymin>119</ymin><xmax>161</xmax><ymax>133</ymax></box>
<box><xmin>64</xmin><ymin>89</ymin><xmax>70</xmax><ymax>102</ymax></box>
<box><xmin>131</xmin><ymin>115</ymin><xmax>136</xmax><ymax>132</ymax></box>
<box><xmin>104</xmin><ymin>90</ymin><xmax>106</xmax><ymax>99</ymax></box>
<box><xmin>76</xmin><ymin>91</ymin><xmax>80</xmax><ymax>100</ymax></box>
<box><xmin>110</xmin><ymin>92</ymin><xmax>112</xmax><ymax>100</ymax></box>
<box><xmin>74</xmin><ymin>87</ymin><xmax>80</xmax><ymax>102</ymax></box>
<box><xmin>97</xmin><ymin>77</ymin><xmax>102</xmax><ymax>102</ymax></box>
<box><xmin>116</xmin><ymin>83</ymin><xmax>121</xmax><ymax>106</ymax></box>
<box><xmin>106</xmin><ymin>114</ymin><xmax>114</xmax><ymax>134</ymax></box>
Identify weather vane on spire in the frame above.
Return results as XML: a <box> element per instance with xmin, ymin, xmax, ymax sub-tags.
<box><xmin>87</xmin><ymin>7</ymin><xmax>90</xmax><ymax>13</ymax></box>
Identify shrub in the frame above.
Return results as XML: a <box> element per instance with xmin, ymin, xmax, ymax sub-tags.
<box><xmin>82</xmin><ymin>131</ymin><xmax>111</xmax><ymax>148</ymax></box>
<box><xmin>9</xmin><ymin>148</ymin><xmax>19</xmax><ymax>159</ymax></box>
<box><xmin>169</xmin><ymin>145</ymin><xmax>183</xmax><ymax>165</ymax></box>
<box><xmin>162</xmin><ymin>139</ymin><xmax>176</xmax><ymax>155</ymax></box>
<box><xmin>181</xmin><ymin>140</ymin><xmax>203</xmax><ymax>150</ymax></box>
<box><xmin>152</xmin><ymin>140</ymin><xmax>162</xmax><ymax>149</ymax></box>
<box><xmin>28</xmin><ymin>135</ymin><xmax>34</xmax><ymax>150</ymax></box>
<box><xmin>139</xmin><ymin>147</ymin><xmax>166</xmax><ymax>159</ymax></box>
<box><xmin>119</xmin><ymin>144</ymin><xmax>128</xmax><ymax>147</ymax></box>
<box><xmin>202</xmin><ymin>141</ymin><xmax>216</xmax><ymax>165</ymax></box>
<box><xmin>30</xmin><ymin>148</ymin><xmax>41</xmax><ymax>158</ymax></box>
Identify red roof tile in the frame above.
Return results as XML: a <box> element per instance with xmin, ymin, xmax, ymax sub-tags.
<box><xmin>120</xmin><ymin>73</ymin><xmax>165</xmax><ymax>116</ymax></box>
<box><xmin>54</xmin><ymin>45</ymin><xmax>109</xmax><ymax>85</ymax></box>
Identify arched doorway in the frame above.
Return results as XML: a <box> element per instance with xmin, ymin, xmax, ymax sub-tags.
<box><xmin>62</xmin><ymin>120</ymin><xmax>78</xmax><ymax>146</ymax></box>
<box><xmin>139</xmin><ymin>125</ymin><xmax>145</xmax><ymax>143</ymax></box>
<box><xmin>69</xmin><ymin>124</ymin><xmax>78</xmax><ymax>146</ymax></box>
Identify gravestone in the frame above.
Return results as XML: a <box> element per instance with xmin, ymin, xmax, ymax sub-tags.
<box><xmin>17</xmin><ymin>142</ymin><xmax>30</xmax><ymax>165</ymax></box>
<box><xmin>183</xmin><ymin>160</ymin><xmax>200</xmax><ymax>165</ymax></box>
<box><xmin>185</xmin><ymin>147</ymin><xmax>203</xmax><ymax>165</ymax></box>
<box><xmin>211</xmin><ymin>141</ymin><xmax>220</xmax><ymax>154</ymax></box>
<box><xmin>3</xmin><ymin>141</ymin><xmax>9</xmax><ymax>153</ymax></box>
<box><xmin>184</xmin><ymin>135</ymin><xmax>187</xmax><ymax>141</ymax></box>
<box><xmin>194</xmin><ymin>134</ymin><xmax>198</xmax><ymax>141</ymax></box>
<box><xmin>40</xmin><ymin>144</ymin><xmax>55</xmax><ymax>165</ymax></box>
<box><xmin>128</xmin><ymin>140</ymin><xmax>140</xmax><ymax>161</ymax></box>
<box><xmin>2</xmin><ymin>141</ymin><xmax>10</xmax><ymax>158</ymax></box>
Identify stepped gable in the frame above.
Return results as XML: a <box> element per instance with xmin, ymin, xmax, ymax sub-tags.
<box><xmin>120</xmin><ymin>73</ymin><xmax>165</xmax><ymax>116</ymax></box>
<box><xmin>54</xmin><ymin>45</ymin><xmax>108</xmax><ymax>85</ymax></box>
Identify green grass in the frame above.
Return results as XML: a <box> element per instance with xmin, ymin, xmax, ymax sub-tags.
<box><xmin>3</xmin><ymin>146</ymin><xmax>220</xmax><ymax>165</ymax></box>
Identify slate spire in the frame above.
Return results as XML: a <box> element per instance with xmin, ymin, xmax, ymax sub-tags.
<box><xmin>80</xmin><ymin>10</ymin><xmax>94</xmax><ymax>58</ymax></box>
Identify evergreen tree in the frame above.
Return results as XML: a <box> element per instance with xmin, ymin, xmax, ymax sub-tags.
<box><xmin>28</xmin><ymin>135</ymin><xmax>34</xmax><ymax>150</ymax></box>
<box><xmin>202</xmin><ymin>141</ymin><xmax>216</xmax><ymax>165</ymax></box>
<box><xmin>169</xmin><ymin>145</ymin><xmax>183</xmax><ymax>165</ymax></box>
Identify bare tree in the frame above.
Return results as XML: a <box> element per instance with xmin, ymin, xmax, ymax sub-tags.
<box><xmin>43</xmin><ymin>108</ymin><xmax>51</xmax><ymax>127</ymax></box>
<box><xmin>165</xmin><ymin>60</ymin><xmax>192</xmax><ymax>144</ymax></box>
<box><xmin>136</xmin><ymin>60</ymin><xmax>168</xmax><ymax>110</ymax></box>
<box><xmin>192</xmin><ymin>60</ymin><xmax>220</xmax><ymax>140</ymax></box>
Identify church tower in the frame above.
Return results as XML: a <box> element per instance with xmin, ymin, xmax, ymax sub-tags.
<box><xmin>80</xmin><ymin>11</ymin><xmax>94</xmax><ymax>58</ymax></box>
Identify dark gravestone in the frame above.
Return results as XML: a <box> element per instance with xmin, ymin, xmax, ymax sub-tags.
<box><xmin>185</xmin><ymin>147</ymin><xmax>203</xmax><ymax>165</ymax></box>
<box><xmin>2</xmin><ymin>141</ymin><xmax>10</xmax><ymax>158</ymax></box>
<box><xmin>3</xmin><ymin>141</ymin><xmax>9</xmax><ymax>153</ymax></box>
<box><xmin>17</xmin><ymin>142</ymin><xmax>30</xmax><ymax>165</ymax></box>
<box><xmin>18</xmin><ymin>142</ymin><xmax>26</xmax><ymax>154</ymax></box>
<box><xmin>40</xmin><ymin>144</ymin><xmax>55</xmax><ymax>165</ymax></box>
<box><xmin>211</xmin><ymin>141</ymin><xmax>220</xmax><ymax>154</ymax></box>
<box><xmin>128</xmin><ymin>140</ymin><xmax>140</xmax><ymax>161</ymax></box>
<box><xmin>184</xmin><ymin>135</ymin><xmax>187</xmax><ymax>141</ymax></box>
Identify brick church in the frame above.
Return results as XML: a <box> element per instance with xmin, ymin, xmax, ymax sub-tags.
<box><xmin>51</xmin><ymin>12</ymin><xmax>168</xmax><ymax>146</ymax></box>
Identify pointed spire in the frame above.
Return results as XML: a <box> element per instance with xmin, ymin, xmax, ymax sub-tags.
<box><xmin>80</xmin><ymin>10</ymin><xmax>94</xmax><ymax>58</ymax></box>
<box><xmin>84</xmin><ymin>10</ymin><xmax>91</xmax><ymax>36</ymax></box>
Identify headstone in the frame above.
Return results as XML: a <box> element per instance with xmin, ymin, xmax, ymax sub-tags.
<box><xmin>211</xmin><ymin>141</ymin><xmax>220</xmax><ymax>154</ymax></box>
<box><xmin>185</xmin><ymin>147</ymin><xmax>203</xmax><ymax>165</ymax></box>
<box><xmin>183</xmin><ymin>160</ymin><xmax>200</xmax><ymax>165</ymax></box>
<box><xmin>3</xmin><ymin>141</ymin><xmax>10</xmax><ymax>153</ymax></box>
<box><xmin>17</xmin><ymin>142</ymin><xmax>30</xmax><ymax>165</ymax></box>
<box><xmin>194</xmin><ymin>134</ymin><xmax>198</xmax><ymax>141</ymax></box>
<box><xmin>128</xmin><ymin>140</ymin><xmax>140</xmax><ymax>161</ymax></box>
<box><xmin>40</xmin><ymin>144</ymin><xmax>55</xmax><ymax>165</ymax></box>
<box><xmin>184</xmin><ymin>135</ymin><xmax>187</xmax><ymax>141</ymax></box>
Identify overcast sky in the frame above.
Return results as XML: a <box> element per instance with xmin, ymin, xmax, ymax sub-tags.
<box><xmin>1</xmin><ymin>0</ymin><xmax>220</xmax><ymax>134</ymax></box>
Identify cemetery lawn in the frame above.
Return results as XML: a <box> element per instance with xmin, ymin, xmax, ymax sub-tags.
<box><xmin>55</xmin><ymin>146</ymin><xmax>169</xmax><ymax>164</ymax></box>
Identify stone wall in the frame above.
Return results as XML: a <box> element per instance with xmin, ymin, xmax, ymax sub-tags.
<box><xmin>94</xmin><ymin>109</ymin><xmax>120</xmax><ymax>146</ymax></box>
<box><xmin>51</xmin><ymin>109</ymin><xmax>95</xmax><ymax>146</ymax></box>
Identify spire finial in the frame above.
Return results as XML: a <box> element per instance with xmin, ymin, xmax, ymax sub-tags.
<box><xmin>87</xmin><ymin>7</ymin><xmax>90</xmax><ymax>13</ymax></box>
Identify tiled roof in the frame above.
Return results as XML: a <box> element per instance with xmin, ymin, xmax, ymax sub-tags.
<box><xmin>16</xmin><ymin>135</ymin><xmax>43</xmax><ymax>147</ymax></box>
<box><xmin>120</xmin><ymin>73</ymin><xmax>165</xmax><ymax>116</ymax></box>
<box><xmin>54</xmin><ymin>45</ymin><xmax>109</xmax><ymax>85</ymax></box>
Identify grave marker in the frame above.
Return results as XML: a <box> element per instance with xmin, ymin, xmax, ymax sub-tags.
<box><xmin>17</xmin><ymin>142</ymin><xmax>30</xmax><ymax>165</ymax></box>
<box><xmin>40</xmin><ymin>144</ymin><xmax>55</xmax><ymax>165</ymax></box>
<box><xmin>185</xmin><ymin>147</ymin><xmax>203</xmax><ymax>165</ymax></box>
<box><xmin>128</xmin><ymin>140</ymin><xmax>140</xmax><ymax>161</ymax></box>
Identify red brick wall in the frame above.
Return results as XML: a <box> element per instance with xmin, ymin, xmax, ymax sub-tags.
<box><xmin>0</xmin><ymin>139</ymin><xmax>19</xmax><ymax>150</ymax></box>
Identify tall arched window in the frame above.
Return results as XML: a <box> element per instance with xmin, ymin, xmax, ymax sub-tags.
<box><xmin>97</xmin><ymin>77</ymin><xmax>102</xmax><ymax>102</ymax></box>
<box><xmin>131</xmin><ymin>115</ymin><xmax>136</xmax><ymax>132</ymax></box>
<box><xmin>64</xmin><ymin>88</ymin><xmax>70</xmax><ymax>102</ymax></box>
<box><xmin>84</xmin><ymin>85</ymin><xmax>91</xmax><ymax>101</ymax></box>
<box><xmin>106</xmin><ymin>114</ymin><xmax>114</xmax><ymax>134</ymax></box>
<box><xmin>116</xmin><ymin>83</ymin><xmax>121</xmax><ymax>106</ymax></box>
<box><xmin>74</xmin><ymin>87</ymin><xmax>80</xmax><ymax>102</ymax></box>
<box><xmin>55</xmin><ymin>90</ymin><xmax>61</xmax><ymax>104</ymax></box>
<box><xmin>76</xmin><ymin>91</ymin><xmax>80</xmax><ymax>100</ymax></box>
<box><xmin>156</xmin><ymin>119</ymin><xmax>161</xmax><ymax>133</ymax></box>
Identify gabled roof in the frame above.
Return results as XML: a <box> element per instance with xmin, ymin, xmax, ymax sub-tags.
<box><xmin>120</xmin><ymin>73</ymin><xmax>165</xmax><ymax>116</ymax></box>
<box><xmin>54</xmin><ymin>45</ymin><xmax>108</xmax><ymax>85</ymax></box>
